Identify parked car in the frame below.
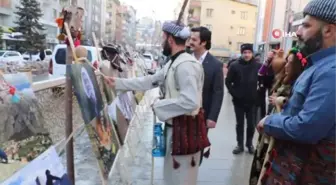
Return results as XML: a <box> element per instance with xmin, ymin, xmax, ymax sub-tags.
<box><xmin>142</xmin><ymin>53</ymin><xmax>156</xmax><ymax>74</ymax></box>
<box><xmin>49</xmin><ymin>44</ymin><xmax>101</xmax><ymax>76</ymax></box>
<box><xmin>23</xmin><ymin>49</ymin><xmax>53</xmax><ymax>62</ymax></box>
<box><xmin>0</xmin><ymin>50</ymin><xmax>24</xmax><ymax>65</ymax></box>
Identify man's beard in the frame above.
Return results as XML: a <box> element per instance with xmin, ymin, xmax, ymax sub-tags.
<box><xmin>297</xmin><ymin>30</ymin><xmax>323</xmax><ymax>56</ymax></box>
<box><xmin>185</xmin><ymin>46</ymin><xmax>192</xmax><ymax>54</ymax></box>
<box><xmin>162</xmin><ymin>39</ymin><xmax>172</xmax><ymax>56</ymax></box>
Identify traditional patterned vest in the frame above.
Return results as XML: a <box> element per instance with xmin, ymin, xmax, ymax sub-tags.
<box><xmin>163</xmin><ymin>53</ymin><xmax>210</xmax><ymax>169</ymax></box>
<box><xmin>163</xmin><ymin>53</ymin><xmax>204</xmax><ymax>116</ymax></box>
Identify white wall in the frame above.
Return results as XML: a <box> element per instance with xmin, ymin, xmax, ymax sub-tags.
<box><xmin>269</xmin><ymin>0</ymin><xmax>286</xmax><ymax>43</ymax></box>
<box><xmin>254</xmin><ymin>0</ymin><xmax>266</xmax><ymax>48</ymax></box>
<box><xmin>291</xmin><ymin>0</ymin><xmax>311</xmax><ymax>13</ymax></box>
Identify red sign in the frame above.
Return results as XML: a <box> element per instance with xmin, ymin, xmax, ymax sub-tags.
<box><xmin>272</xmin><ymin>29</ymin><xmax>282</xmax><ymax>39</ymax></box>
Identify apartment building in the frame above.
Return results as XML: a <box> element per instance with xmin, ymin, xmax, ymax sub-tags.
<box><xmin>0</xmin><ymin>0</ymin><xmax>60</xmax><ymax>49</ymax></box>
<box><xmin>188</xmin><ymin>0</ymin><xmax>258</xmax><ymax>59</ymax></box>
<box><xmin>115</xmin><ymin>6</ymin><xmax>123</xmax><ymax>44</ymax></box>
<box><xmin>257</xmin><ymin>0</ymin><xmax>287</xmax><ymax>53</ymax></box>
<box><xmin>105</xmin><ymin>0</ymin><xmax>120</xmax><ymax>43</ymax></box>
<box><xmin>81</xmin><ymin>0</ymin><xmax>104</xmax><ymax>45</ymax></box>
<box><xmin>118</xmin><ymin>5</ymin><xmax>137</xmax><ymax>48</ymax></box>
<box><xmin>255</xmin><ymin>0</ymin><xmax>310</xmax><ymax>58</ymax></box>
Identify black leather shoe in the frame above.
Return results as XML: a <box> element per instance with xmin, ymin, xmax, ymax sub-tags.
<box><xmin>247</xmin><ymin>145</ymin><xmax>255</xmax><ymax>154</ymax></box>
<box><xmin>232</xmin><ymin>146</ymin><xmax>244</xmax><ymax>154</ymax></box>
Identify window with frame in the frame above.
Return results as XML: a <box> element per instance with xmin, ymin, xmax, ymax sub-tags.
<box><xmin>206</xmin><ymin>8</ymin><xmax>214</xmax><ymax>17</ymax></box>
<box><xmin>231</xmin><ymin>10</ymin><xmax>235</xmax><ymax>14</ymax></box>
<box><xmin>9</xmin><ymin>52</ymin><xmax>19</xmax><ymax>57</ymax></box>
<box><xmin>241</xmin><ymin>11</ymin><xmax>248</xmax><ymax>20</ymax></box>
<box><xmin>237</xmin><ymin>27</ymin><xmax>246</xmax><ymax>35</ymax></box>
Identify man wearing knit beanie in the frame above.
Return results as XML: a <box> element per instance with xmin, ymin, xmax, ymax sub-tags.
<box><xmin>226</xmin><ymin>43</ymin><xmax>261</xmax><ymax>155</ymax></box>
<box><xmin>256</xmin><ymin>0</ymin><xmax>335</xmax><ymax>184</ymax></box>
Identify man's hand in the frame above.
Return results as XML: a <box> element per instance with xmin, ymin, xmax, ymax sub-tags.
<box><xmin>206</xmin><ymin>119</ymin><xmax>216</xmax><ymax>128</ymax></box>
<box><xmin>267</xmin><ymin>51</ymin><xmax>275</xmax><ymax>60</ymax></box>
<box><xmin>105</xmin><ymin>76</ymin><xmax>115</xmax><ymax>87</ymax></box>
<box><xmin>268</xmin><ymin>95</ymin><xmax>277</xmax><ymax>105</ymax></box>
<box><xmin>257</xmin><ymin>116</ymin><xmax>267</xmax><ymax>133</ymax></box>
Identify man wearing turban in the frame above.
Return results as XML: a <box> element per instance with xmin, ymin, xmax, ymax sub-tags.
<box><xmin>105</xmin><ymin>21</ymin><xmax>208</xmax><ymax>185</ymax></box>
<box><xmin>256</xmin><ymin>0</ymin><xmax>335</xmax><ymax>184</ymax></box>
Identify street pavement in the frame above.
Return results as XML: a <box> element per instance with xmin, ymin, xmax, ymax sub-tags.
<box><xmin>135</xmin><ymin>89</ymin><xmax>257</xmax><ymax>185</ymax></box>
<box><xmin>196</xmin><ymin>90</ymin><xmax>256</xmax><ymax>185</ymax></box>
<box><xmin>58</xmin><ymin>88</ymin><xmax>257</xmax><ymax>185</ymax></box>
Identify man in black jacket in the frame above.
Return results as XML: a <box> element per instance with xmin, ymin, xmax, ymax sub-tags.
<box><xmin>225</xmin><ymin>43</ymin><xmax>261</xmax><ymax>154</ymax></box>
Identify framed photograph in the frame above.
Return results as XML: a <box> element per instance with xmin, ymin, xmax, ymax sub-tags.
<box><xmin>67</xmin><ymin>63</ymin><xmax>104</xmax><ymax>124</ymax></box>
<box><xmin>2</xmin><ymin>146</ymin><xmax>72</xmax><ymax>185</ymax></box>
<box><xmin>85</xmin><ymin>107</ymin><xmax>120</xmax><ymax>179</ymax></box>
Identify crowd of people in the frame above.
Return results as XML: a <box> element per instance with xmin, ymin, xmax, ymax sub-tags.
<box><xmin>103</xmin><ymin>0</ymin><xmax>335</xmax><ymax>184</ymax></box>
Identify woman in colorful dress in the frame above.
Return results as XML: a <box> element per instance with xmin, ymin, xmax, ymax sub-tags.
<box><xmin>249</xmin><ymin>47</ymin><xmax>305</xmax><ymax>185</ymax></box>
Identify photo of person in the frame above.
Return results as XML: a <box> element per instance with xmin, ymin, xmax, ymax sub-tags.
<box><xmin>45</xmin><ymin>170</ymin><xmax>61</xmax><ymax>185</ymax></box>
<box><xmin>85</xmin><ymin>108</ymin><xmax>120</xmax><ymax>179</ymax></box>
<box><xmin>0</xmin><ymin>73</ymin><xmax>53</xmax><ymax>182</ymax></box>
<box><xmin>2</xmin><ymin>146</ymin><xmax>72</xmax><ymax>185</ymax></box>
<box><xmin>67</xmin><ymin>63</ymin><xmax>104</xmax><ymax>124</ymax></box>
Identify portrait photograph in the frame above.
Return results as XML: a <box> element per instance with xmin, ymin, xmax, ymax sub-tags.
<box><xmin>2</xmin><ymin>146</ymin><xmax>72</xmax><ymax>185</ymax></box>
<box><xmin>67</xmin><ymin>63</ymin><xmax>104</xmax><ymax>124</ymax></box>
<box><xmin>85</xmin><ymin>107</ymin><xmax>120</xmax><ymax>179</ymax></box>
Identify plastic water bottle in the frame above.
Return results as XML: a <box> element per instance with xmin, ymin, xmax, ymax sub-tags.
<box><xmin>152</xmin><ymin>123</ymin><xmax>165</xmax><ymax>157</ymax></box>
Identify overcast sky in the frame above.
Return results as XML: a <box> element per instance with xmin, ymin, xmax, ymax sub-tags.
<box><xmin>121</xmin><ymin>0</ymin><xmax>180</xmax><ymax>21</ymax></box>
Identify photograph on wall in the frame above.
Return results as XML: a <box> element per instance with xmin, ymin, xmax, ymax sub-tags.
<box><xmin>85</xmin><ymin>107</ymin><xmax>120</xmax><ymax>179</ymax></box>
<box><xmin>67</xmin><ymin>63</ymin><xmax>104</xmax><ymax>124</ymax></box>
<box><xmin>115</xmin><ymin>105</ymin><xmax>130</xmax><ymax>145</ymax></box>
<box><xmin>107</xmin><ymin>98</ymin><xmax>129</xmax><ymax>145</ymax></box>
<box><xmin>2</xmin><ymin>146</ymin><xmax>72</xmax><ymax>185</ymax></box>
<box><xmin>128</xmin><ymin>91</ymin><xmax>137</xmax><ymax>112</ymax></box>
<box><xmin>101</xmin><ymin>76</ymin><xmax>114</xmax><ymax>105</ymax></box>
<box><xmin>0</xmin><ymin>73</ymin><xmax>52</xmax><ymax>182</ymax></box>
<box><xmin>117</xmin><ymin>92</ymin><xmax>134</xmax><ymax>121</ymax></box>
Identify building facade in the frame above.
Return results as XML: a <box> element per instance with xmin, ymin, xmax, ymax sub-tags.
<box><xmin>81</xmin><ymin>0</ymin><xmax>103</xmax><ymax>45</ymax></box>
<box><xmin>0</xmin><ymin>0</ymin><xmax>60</xmax><ymax>50</ymax></box>
<box><xmin>136</xmin><ymin>17</ymin><xmax>154</xmax><ymax>46</ymax></box>
<box><xmin>105</xmin><ymin>0</ymin><xmax>120</xmax><ymax>43</ymax></box>
<box><xmin>255</xmin><ymin>0</ymin><xmax>310</xmax><ymax>59</ymax></box>
<box><xmin>116</xmin><ymin>5</ymin><xmax>136</xmax><ymax>48</ymax></box>
<box><xmin>188</xmin><ymin>0</ymin><xmax>258</xmax><ymax>59</ymax></box>
<box><xmin>115</xmin><ymin>6</ymin><xmax>123</xmax><ymax>44</ymax></box>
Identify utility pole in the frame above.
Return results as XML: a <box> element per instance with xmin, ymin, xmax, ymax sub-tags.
<box><xmin>62</xmin><ymin>0</ymin><xmax>84</xmax><ymax>184</ymax></box>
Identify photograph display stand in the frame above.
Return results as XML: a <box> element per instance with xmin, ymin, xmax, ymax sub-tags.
<box><xmin>92</xmin><ymin>32</ymin><xmax>131</xmax><ymax>185</ymax></box>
